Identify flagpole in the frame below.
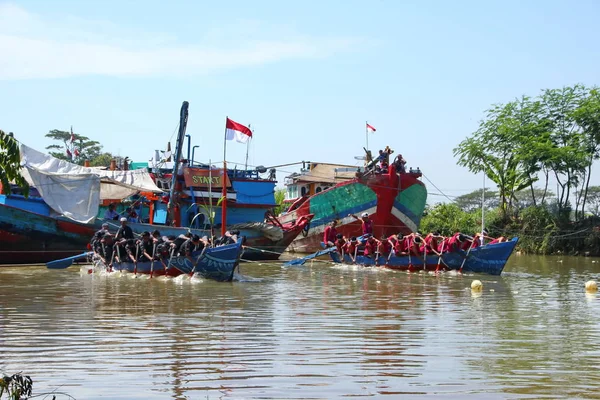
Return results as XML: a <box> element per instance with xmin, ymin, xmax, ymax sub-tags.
<box><xmin>365</xmin><ymin>121</ymin><xmax>369</xmax><ymax>152</ymax></box>
<box><xmin>221</xmin><ymin>117</ymin><xmax>228</xmax><ymax>237</ymax></box>
<box><xmin>244</xmin><ymin>124</ymin><xmax>251</xmax><ymax>170</ymax></box>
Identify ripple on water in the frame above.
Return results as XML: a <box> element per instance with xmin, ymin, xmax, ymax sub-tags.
<box><xmin>0</xmin><ymin>256</ymin><xmax>600</xmax><ymax>399</ymax></box>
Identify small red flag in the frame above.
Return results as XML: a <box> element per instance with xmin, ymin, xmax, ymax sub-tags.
<box><xmin>366</xmin><ymin>123</ymin><xmax>376</xmax><ymax>133</ymax></box>
<box><xmin>225</xmin><ymin>118</ymin><xmax>252</xmax><ymax>143</ymax></box>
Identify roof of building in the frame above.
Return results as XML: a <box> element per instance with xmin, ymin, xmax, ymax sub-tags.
<box><xmin>287</xmin><ymin>163</ymin><xmax>359</xmax><ymax>185</ymax></box>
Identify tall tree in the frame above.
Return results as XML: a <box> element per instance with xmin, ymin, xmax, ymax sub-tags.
<box><xmin>45</xmin><ymin>129</ymin><xmax>103</xmax><ymax>166</ymax></box>
<box><xmin>454</xmin><ymin>99</ymin><xmax>537</xmax><ymax>218</ymax></box>
<box><xmin>0</xmin><ymin>130</ymin><xmax>29</xmax><ymax>196</ymax></box>
<box><xmin>572</xmin><ymin>87</ymin><xmax>600</xmax><ymax>219</ymax></box>
<box><xmin>539</xmin><ymin>85</ymin><xmax>588</xmax><ymax>219</ymax></box>
<box><xmin>454</xmin><ymin>188</ymin><xmax>498</xmax><ymax>212</ymax></box>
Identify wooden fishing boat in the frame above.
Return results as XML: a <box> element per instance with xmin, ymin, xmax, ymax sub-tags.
<box><xmin>92</xmin><ymin>239</ymin><xmax>244</xmax><ymax>281</ymax></box>
<box><xmin>286</xmin><ymin>237</ymin><xmax>519</xmax><ymax>276</ymax></box>
<box><xmin>278</xmin><ymin>160</ymin><xmax>427</xmax><ymax>254</ymax></box>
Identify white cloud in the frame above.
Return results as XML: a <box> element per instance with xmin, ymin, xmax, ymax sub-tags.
<box><xmin>0</xmin><ymin>3</ymin><xmax>355</xmax><ymax>80</ymax></box>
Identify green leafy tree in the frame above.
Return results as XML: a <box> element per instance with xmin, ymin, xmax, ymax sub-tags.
<box><xmin>584</xmin><ymin>186</ymin><xmax>600</xmax><ymax>217</ymax></box>
<box><xmin>572</xmin><ymin>87</ymin><xmax>600</xmax><ymax>219</ymax></box>
<box><xmin>539</xmin><ymin>85</ymin><xmax>589</xmax><ymax>219</ymax></box>
<box><xmin>454</xmin><ymin>98</ymin><xmax>539</xmax><ymax>218</ymax></box>
<box><xmin>420</xmin><ymin>203</ymin><xmax>479</xmax><ymax>236</ymax></box>
<box><xmin>0</xmin><ymin>130</ymin><xmax>29</xmax><ymax>197</ymax></box>
<box><xmin>454</xmin><ymin>188</ymin><xmax>498</xmax><ymax>212</ymax></box>
<box><xmin>274</xmin><ymin>188</ymin><xmax>286</xmax><ymax>215</ymax></box>
<box><xmin>45</xmin><ymin>129</ymin><xmax>103</xmax><ymax>166</ymax></box>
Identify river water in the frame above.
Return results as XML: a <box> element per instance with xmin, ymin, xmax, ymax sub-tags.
<box><xmin>1</xmin><ymin>255</ymin><xmax>599</xmax><ymax>399</ymax></box>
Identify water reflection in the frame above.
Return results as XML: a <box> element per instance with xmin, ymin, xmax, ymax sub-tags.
<box><xmin>0</xmin><ymin>256</ymin><xmax>599</xmax><ymax>399</ymax></box>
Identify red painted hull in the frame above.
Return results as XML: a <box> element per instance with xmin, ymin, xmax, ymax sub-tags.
<box><xmin>279</xmin><ymin>165</ymin><xmax>427</xmax><ymax>253</ymax></box>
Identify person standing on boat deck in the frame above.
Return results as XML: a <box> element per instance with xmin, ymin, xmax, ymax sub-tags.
<box><xmin>349</xmin><ymin>212</ymin><xmax>373</xmax><ymax>236</ymax></box>
<box><xmin>323</xmin><ymin>220</ymin><xmax>339</xmax><ymax>247</ymax></box>
<box><xmin>104</xmin><ymin>203</ymin><xmax>119</xmax><ymax>220</ymax></box>
<box><xmin>115</xmin><ymin>217</ymin><xmax>134</xmax><ymax>241</ymax></box>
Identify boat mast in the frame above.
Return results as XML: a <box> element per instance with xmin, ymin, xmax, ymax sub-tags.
<box><xmin>167</xmin><ymin>101</ymin><xmax>189</xmax><ymax>226</ymax></box>
<box><xmin>481</xmin><ymin>167</ymin><xmax>485</xmax><ymax>245</ymax></box>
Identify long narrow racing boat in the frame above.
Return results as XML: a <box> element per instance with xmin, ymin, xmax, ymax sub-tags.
<box><xmin>92</xmin><ymin>239</ymin><xmax>244</xmax><ymax>281</ymax></box>
<box><xmin>328</xmin><ymin>237</ymin><xmax>519</xmax><ymax>275</ymax></box>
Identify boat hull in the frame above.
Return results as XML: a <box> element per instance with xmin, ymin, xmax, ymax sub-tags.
<box><xmin>281</xmin><ymin>168</ymin><xmax>427</xmax><ymax>253</ymax></box>
<box><xmin>0</xmin><ymin>198</ymin><xmax>309</xmax><ymax>265</ymax></box>
<box><xmin>329</xmin><ymin>238</ymin><xmax>519</xmax><ymax>275</ymax></box>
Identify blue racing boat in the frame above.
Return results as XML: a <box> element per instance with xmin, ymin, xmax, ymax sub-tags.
<box><xmin>327</xmin><ymin>237</ymin><xmax>519</xmax><ymax>275</ymax></box>
<box><xmin>96</xmin><ymin>239</ymin><xmax>244</xmax><ymax>281</ymax></box>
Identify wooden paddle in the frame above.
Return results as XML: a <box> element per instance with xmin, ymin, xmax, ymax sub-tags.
<box><xmin>189</xmin><ymin>245</ymin><xmax>208</xmax><ymax>277</ymax></box>
<box><xmin>283</xmin><ymin>247</ymin><xmax>338</xmax><ymax>267</ymax></box>
<box><xmin>46</xmin><ymin>252</ymin><xmax>93</xmax><ymax>269</ymax></box>
<box><xmin>459</xmin><ymin>238</ymin><xmax>476</xmax><ymax>273</ymax></box>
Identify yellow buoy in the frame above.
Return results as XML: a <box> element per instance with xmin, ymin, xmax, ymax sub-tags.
<box><xmin>471</xmin><ymin>280</ymin><xmax>483</xmax><ymax>291</ymax></box>
<box><xmin>585</xmin><ymin>280</ymin><xmax>598</xmax><ymax>292</ymax></box>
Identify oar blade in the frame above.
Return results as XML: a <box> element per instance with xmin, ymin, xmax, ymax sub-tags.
<box><xmin>46</xmin><ymin>252</ymin><xmax>92</xmax><ymax>269</ymax></box>
<box><xmin>283</xmin><ymin>247</ymin><xmax>337</xmax><ymax>267</ymax></box>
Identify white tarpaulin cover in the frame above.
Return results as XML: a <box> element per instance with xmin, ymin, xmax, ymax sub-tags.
<box><xmin>20</xmin><ymin>144</ymin><xmax>163</xmax><ymax>223</ymax></box>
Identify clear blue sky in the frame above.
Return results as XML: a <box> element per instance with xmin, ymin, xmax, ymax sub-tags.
<box><xmin>1</xmin><ymin>0</ymin><xmax>599</xmax><ymax>203</ymax></box>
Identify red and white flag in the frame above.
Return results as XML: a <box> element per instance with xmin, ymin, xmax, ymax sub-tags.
<box><xmin>366</xmin><ymin>123</ymin><xmax>376</xmax><ymax>133</ymax></box>
<box><xmin>66</xmin><ymin>148</ymin><xmax>73</xmax><ymax>159</ymax></box>
<box><xmin>74</xmin><ymin>148</ymin><xmax>80</xmax><ymax>157</ymax></box>
<box><xmin>70</xmin><ymin>126</ymin><xmax>75</xmax><ymax>143</ymax></box>
<box><xmin>225</xmin><ymin>117</ymin><xmax>252</xmax><ymax>143</ymax></box>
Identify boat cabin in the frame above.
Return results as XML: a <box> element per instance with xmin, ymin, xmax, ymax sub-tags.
<box><xmin>284</xmin><ymin>162</ymin><xmax>359</xmax><ymax>203</ymax></box>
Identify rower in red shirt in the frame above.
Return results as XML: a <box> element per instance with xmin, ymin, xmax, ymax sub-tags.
<box><xmin>334</xmin><ymin>234</ymin><xmax>346</xmax><ymax>255</ymax></box>
<box><xmin>377</xmin><ymin>234</ymin><xmax>392</xmax><ymax>258</ymax></box>
<box><xmin>349</xmin><ymin>212</ymin><xmax>374</xmax><ymax>236</ymax></box>
<box><xmin>422</xmin><ymin>231</ymin><xmax>444</xmax><ymax>256</ymax></box>
<box><xmin>363</xmin><ymin>234</ymin><xmax>381</xmax><ymax>258</ymax></box>
<box><xmin>323</xmin><ymin>220</ymin><xmax>338</xmax><ymax>247</ymax></box>
<box><xmin>343</xmin><ymin>237</ymin><xmax>359</xmax><ymax>262</ymax></box>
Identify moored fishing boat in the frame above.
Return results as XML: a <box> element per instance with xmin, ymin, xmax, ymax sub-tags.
<box><xmin>0</xmin><ymin>101</ymin><xmax>310</xmax><ymax>264</ymax></box>
<box><xmin>278</xmin><ymin>158</ymin><xmax>427</xmax><ymax>254</ymax></box>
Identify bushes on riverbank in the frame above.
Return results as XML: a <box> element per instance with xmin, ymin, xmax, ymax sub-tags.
<box><xmin>421</xmin><ymin>202</ymin><xmax>600</xmax><ymax>256</ymax></box>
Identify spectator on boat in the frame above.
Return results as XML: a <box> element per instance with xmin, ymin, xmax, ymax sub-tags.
<box><xmin>104</xmin><ymin>203</ymin><xmax>119</xmax><ymax>220</ymax></box>
<box><xmin>115</xmin><ymin>217</ymin><xmax>134</xmax><ymax>241</ymax></box>
<box><xmin>343</xmin><ymin>237</ymin><xmax>359</xmax><ymax>262</ymax></box>
<box><xmin>383</xmin><ymin>146</ymin><xmax>394</xmax><ymax>163</ymax></box>
<box><xmin>136</xmin><ymin>231</ymin><xmax>155</xmax><ymax>261</ymax></box>
<box><xmin>323</xmin><ymin>220</ymin><xmax>339</xmax><ymax>247</ymax></box>
<box><xmin>349</xmin><ymin>212</ymin><xmax>373</xmax><ymax>235</ymax></box>
<box><xmin>128</xmin><ymin>210</ymin><xmax>140</xmax><ymax>224</ymax></box>
<box><xmin>380</xmin><ymin>160</ymin><xmax>389</xmax><ymax>174</ymax></box>
<box><xmin>393</xmin><ymin>154</ymin><xmax>407</xmax><ymax>173</ymax></box>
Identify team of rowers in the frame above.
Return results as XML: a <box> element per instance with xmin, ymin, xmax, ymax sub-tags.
<box><xmin>89</xmin><ymin>217</ymin><xmax>240</xmax><ymax>268</ymax></box>
<box><xmin>324</xmin><ymin>212</ymin><xmax>507</xmax><ymax>262</ymax></box>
